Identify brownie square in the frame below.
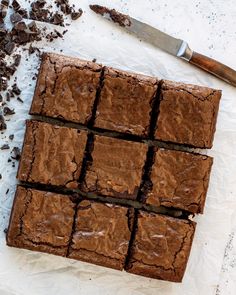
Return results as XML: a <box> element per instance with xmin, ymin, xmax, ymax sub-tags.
<box><xmin>30</xmin><ymin>53</ymin><xmax>102</xmax><ymax>125</ymax></box>
<box><xmin>68</xmin><ymin>200</ymin><xmax>133</xmax><ymax>270</ymax></box>
<box><xmin>82</xmin><ymin>135</ymin><xmax>148</xmax><ymax>200</ymax></box>
<box><xmin>94</xmin><ymin>67</ymin><xmax>158</xmax><ymax>137</ymax></box>
<box><xmin>155</xmin><ymin>80</ymin><xmax>221</xmax><ymax>148</ymax></box>
<box><xmin>7</xmin><ymin>186</ymin><xmax>75</xmax><ymax>256</ymax></box>
<box><xmin>17</xmin><ymin>120</ymin><xmax>87</xmax><ymax>189</ymax></box>
<box><xmin>144</xmin><ymin>148</ymin><xmax>213</xmax><ymax>214</ymax></box>
<box><xmin>126</xmin><ymin>211</ymin><xmax>196</xmax><ymax>282</ymax></box>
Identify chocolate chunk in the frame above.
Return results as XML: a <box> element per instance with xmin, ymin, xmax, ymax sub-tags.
<box><xmin>12</xmin><ymin>83</ymin><xmax>21</xmax><ymax>95</ymax></box>
<box><xmin>1</xmin><ymin>143</ymin><xmax>9</xmax><ymax>150</ymax></box>
<box><xmin>3</xmin><ymin>106</ymin><xmax>15</xmax><ymax>115</ymax></box>
<box><xmin>12</xmin><ymin>0</ymin><xmax>20</xmax><ymax>11</ymax></box>
<box><xmin>71</xmin><ymin>9</ymin><xmax>83</xmax><ymax>20</ymax></box>
<box><xmin>9</xmin><ymin>134</ymin><xmax>14</xmax><ymax>140</ymax></box>
<box><xmin>10</xmin><ymin>12</ymin><xmax>23</xmax><ymax>24</ymax></box>
<box><xmin>0</xmin><ymin>174</ymin><xmax>2</xmax><ymax>179</ymax></box>
<box><xmin>0</xmin><ymin>115</ymin><xmax>6</xmax><ymax>130</ymax></box>
<box><xmin>4</xmin><ymin>41</ymin><xmax>15</xmax><ymax>55</ymax></box>
<box><xmin>50</xmin><ymin>12</ymin><xmax>64</xmax><ymax>26</ymax></box>
<box><xmin>13</xmin><ymin>54</ymin><xmax>21</xmax><ymax>66</ymax></box>
<box><xmin>11</xmin><ymin>146</ymin><xmax>21</xmax><ymax>160</ymax></box>
<box><xmin>17</xmin><ymin>8</ymin><xmax>28</xmax><ymax>18</ymax></box>
<box><xmin>13</xmin><ymin>21</ymin><xmax>27</xmax><ymax>31</ymax></box>
<box><xmin>17</xmin><ymin>97</ymin><xmax>23</xmax><ymax>103</ymax></box>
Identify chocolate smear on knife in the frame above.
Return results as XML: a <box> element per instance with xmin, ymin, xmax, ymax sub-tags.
<box><xmin>90</xmin><ymin>4</ymin><xmax>131</xmax><ymax>27</ymax></box>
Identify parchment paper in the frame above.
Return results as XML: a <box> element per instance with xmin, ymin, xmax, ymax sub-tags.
<box><xmin>1</xmin><ymin>0</ymin><xmax>236</xmax><ymax>294</ymax></box>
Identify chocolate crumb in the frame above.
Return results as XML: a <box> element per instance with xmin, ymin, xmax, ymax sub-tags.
<box><xmin>9</xmin><ymin>134</ymin><xmax>14</xmax><ymax>140</ymax></box>
<box><xmin>17</xmin><ymin>97</ymin><xmax>23</xmax><ymax>103</ymax></box>
<box><xmin>11</xmin><ymin>146</ymin><xmax>21</xmax><ymax>160</ymax></box>
<box><xmin>6</xmin><ymin>188</ymin><xmax>9</xmax><ymax>194</ymax></box>
<box><xmin>71</xmin><ymin>9</ymin><xmax>83</xmax><ymax>20</ymax></box>
<box><xmin>3</xmin><ymin>106</ymin><xmax>15</xmax><ymax>115</ymax></box>
<box><xmin>12</xmin><ymin>83</ymin><xmax>21</xmax><ymax>95</ymax></box>
<box><xmin>0</xmin><ymin>115</ymin><xmax>7</xmax><ymax>130</ymax></box>
<box><xmin>0</xmin><ymin>174</ymin><xmax>2</xmax><ymax>180</ymax></box>
<box><xmin>1</xmin><ymin>143</ymin><xmax>9</xmax><ymax>150</ymax></box>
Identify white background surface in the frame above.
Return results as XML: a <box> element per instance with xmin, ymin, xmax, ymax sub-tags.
<box><xmin>0</xmin><ymin>0</ymin><xmax>236</xmax><ymax>294</ymax></box>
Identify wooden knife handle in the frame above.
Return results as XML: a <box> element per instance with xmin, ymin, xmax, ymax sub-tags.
<box><xmin>189</xmin><ymin>51</ymin><xmax>236</xmax><ymax>87</ymax></box>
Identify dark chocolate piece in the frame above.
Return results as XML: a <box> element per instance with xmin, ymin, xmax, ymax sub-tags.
<box><xmin>144</xmin><ymin>148</ymin><xmax>213</xmax><ymax>214</ymax></box>
<box><xmin>68</xmin><ymin>199</ymin><xmax>133</xmax><ymax>270</ymax></box>
<box><xmin>30</xmin><ymin>53</ymin><xmax>102</xmax><ymax>125</ymax></box>
<box><xmin>82</xmin><ymin>135</ymin><xmax>148</xmax><ymax>200</ymax></box>
<box><xmin>17</xmin><ymin>120</ymin><xmax>87</xmax><ymax>188</ymax></box>
<box><xmin>95</xmin><ymin>67</ymin><xmax>158</xmax><ymax>137</ymax></box>
<box><xmin>7</xmin><ymin>186</ymin><xmax>75</xmax><ymax>256</ymax></box>
<box><xmin>155</xmin><ymin>80</ymin><xmax>221</xmax><ymax>148</ymax></box>
<box><xmin>126</xmin><ymin>211</ymin><xmax>196</xmax><ymax>282</ymax></box>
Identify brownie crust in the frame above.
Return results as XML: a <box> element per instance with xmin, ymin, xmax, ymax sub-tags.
<box><xmin>30</xmin><ymin>53</ymin><xmax>102</xmax><ymax>125</ymax></box>
<box><xmin>6</xmin><ymin>186</ymin><xmax>75</xmax><ymax>256</ymax></box>
<box><xmin>82</xmin><ymin>135</ymin><xmax>148</xmax><ymax>200</ymax></box>
<box><xmin>68</xmin><ymin>200</ymin><xmax>133</xmax><ymax>270</ymax></box>
<box><xmin>17</xmin><ymin>120</ymin><xmax>87</xmax><ymax>188</ymax></box>
<box><xmin>155</xmin><ymin>80</ymin><xmax>221</xmax><ymax>148</ymax></box>
<box><xmin>95</xmin><ymin>67</ymin><xmax>158</xmax><ymax>137</ymax></box>
<box><xmin>145</xmin><ymin>148</ymin><xmax>213</xmax><ymax>214</ymax></box>
<box><xmin>126</xmin><ymin>211</ymin><xmax>196</xmax><ymax>282</ymax></box>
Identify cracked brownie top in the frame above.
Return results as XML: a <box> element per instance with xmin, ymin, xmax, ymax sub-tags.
<box><xmin>68</xmin><ymin>199</ymin><xmax>134</xmax><ymax>270</ymax></box>
<box><xmin>144</xmin><ymin>148</ymin><xmax>213</xmax><ymax>214</ymax></box>
<box><xmin>6</xmin><ymin>186</ymin><xmax>75</xmax><ymax>257</ymax></box>
<box><xmin>126</xmin><ymin>211</ymin><xmax>196</xmax><ymax>282</ymax></box>
<box><xmin>30</xmin><ymin>53</ymin><xmax>102</xmax><ymax>125</ymax></box>
<box><xmin>17</xmin><ymin>120</ymin><xmax>87</xmax><ymax>188</ymax></box>
<box><xmin>155</xmin><ymin>80</ymin><xmax>221</xmax><ymax>148</ymax></box>
<box><xmin>94</xmin><ymin>67</ymin><xmax>159</xmax><ymax>137</ymax></box>
<box><xmin>82</xmin><ymin>135</ymin><xmax>148</xmax><ymax>200</ymax></box>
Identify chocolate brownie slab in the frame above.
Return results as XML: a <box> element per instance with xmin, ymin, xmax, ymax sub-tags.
<box><xmin>68</xmin><ymin>199</ymin><xmax>134</xmax><ymax>270</ymax></box>
<box><xmin>155</xmin><ymin>80</ymin><xmax>221</xmax><ymax>148</ymax></box>
<box><xmin>144</xmin><ymin>148</ymin><xmax>213</xmax><ymax>214</ymax></box>
<box><xmin>94</xmin><ymin>67</ymin><xmax>158</xmax><ymax>137</ymax></box>
<box><xmin>82</xmin><ymin>135</ymin><xmax>148</xmax><ymax>200</ymax></box>
<box><xmin>17</xmin><ymin>120</ymin><xmax>87</xmax><ymax>189</ymax></box>
<box><xmin>7</xmin><ymin>186</ymin><xmax>75</xmax><ymax>256</ymax></box>
<box><xmin>126</xmin><ymin>211</ymin><xmax>196</xmax><ymax>282</ymax></box>
<box><xmin>30</xmin><ymin>53</ymin><xmax>102</xmax><ymax>125</ymax></box>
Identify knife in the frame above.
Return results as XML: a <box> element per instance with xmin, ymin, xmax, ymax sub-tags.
<box><xmin>90</xmin><ymin>4</ymin><xmax>236</xmax><ymax>87</ymax></box>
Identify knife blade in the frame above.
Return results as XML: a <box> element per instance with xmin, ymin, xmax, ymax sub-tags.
<box><xmin>90</xmin><ymin>4</ymin><xmax>236</xmax><ymax>87</ymax></box>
